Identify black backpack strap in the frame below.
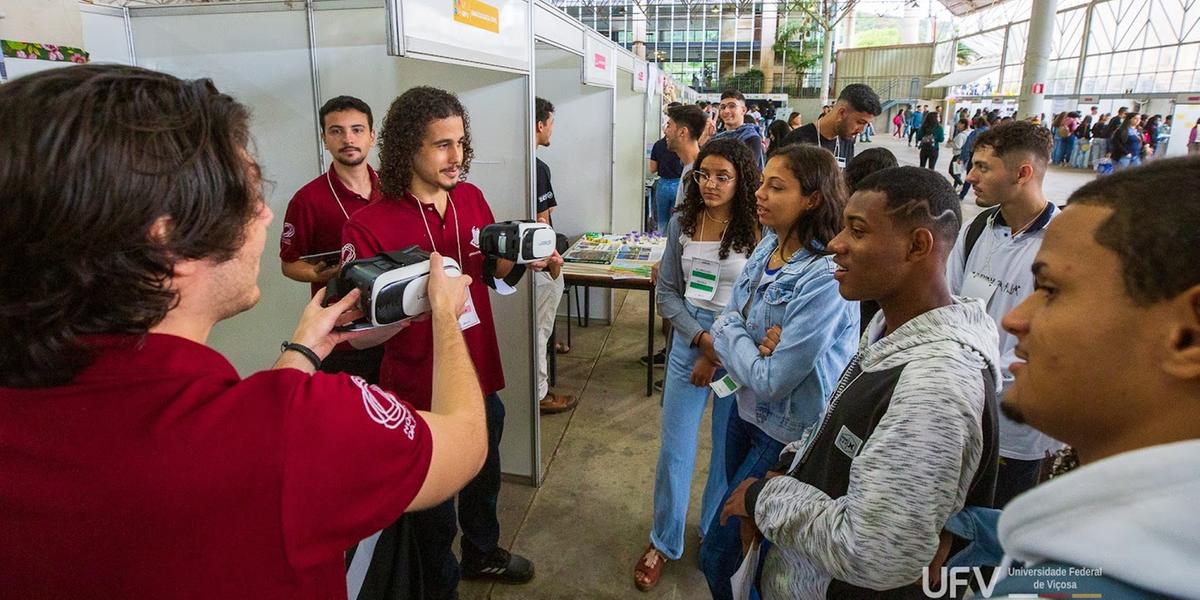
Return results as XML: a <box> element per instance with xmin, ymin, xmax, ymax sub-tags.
<box><xmin>962</xmin><ymin>206</ymin><xmax>1000</xmax><ymax>267</ymax></box>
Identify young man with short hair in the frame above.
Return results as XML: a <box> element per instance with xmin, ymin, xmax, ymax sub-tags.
<box><xmin>280</xmin><ymin>95</ymin><xmax>385</xmax><ymax>381</ymax></box>
<box><xmin>951</xmin><ymin>121</ymin><xmax>1062</xmax><ymax>507</ymax></box>
<box><xmin>958</xmin><ymin>113</ymin><xmax>1000</xmax><ymax>200</ymax></box>
<box><xmin>989</xmin><ymin>156</ymin><xmax>1200</xmax><ymax>597</ymax></box>
<box><xmin>342</xmin><ymin>86</ymin><xmax>552</xmax><ymax>597</ymax></box>
<box><xmin>643</xmin><ymin>104</ymin><xmax>707</xmax><ymax>372</ymax></box>
<box><xmin>710</xmin><ymin>89</ymin><xmax>764</xmax><ymax>167</ymax></box>
<box><xmin>781</xmin><ymin>84</ymin><xmax>882</xmax><ymax>167</ymax></box>
<box><xmin>723</xmin><ymin>167</ymin><xmax>1001</xmax><ymax>598</ymax></box>
<box><xmin>0</xmin><ymin>64</ymin><xmax>486</xmax><ymax>599</ymax></box>
<box><xmin>533</xmin><ymin>97</ymin><xmax>574</xmax><ymax>414</ymax></box>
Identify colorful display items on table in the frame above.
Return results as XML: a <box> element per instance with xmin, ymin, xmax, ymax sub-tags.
<box><xmin>562</xmin><ymin>232</ymin><xmax>666</xmax><ymax>279</ymax></box>
<box><xmin>1</xmin><ymin>40</ymin><xmax>89</xmax><ymax>64</ymax></box>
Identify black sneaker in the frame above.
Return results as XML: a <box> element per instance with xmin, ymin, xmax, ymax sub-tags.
<box><xmin>640</xmin><ymin>348</ymin><xmax>667</xmax><ymax>368</ymax></box>
<box><xmin>654</xmin><ymin>379</ymin><xmax>664</xmax><ymax>393</ymax></box>
<box><xmin>461</xmin><ymin>548</ymin><xmax>534</xmax><ymax>584</ymax></box>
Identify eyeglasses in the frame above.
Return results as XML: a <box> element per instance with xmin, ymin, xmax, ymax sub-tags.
<box><xmin>692</xmin><ymin>170</ymin><xmax>735</xmax><ymax>188</ymax></box>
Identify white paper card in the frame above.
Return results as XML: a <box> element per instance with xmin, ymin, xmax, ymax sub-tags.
<box><xmin>730</xmin><ymin>539</ymin><xmax>760</xmax><ymax>600</ymax></box>
<box><xmin>710</xmin><ymin>373</ymin><xmax>740</xmax><ymax>397</ymax></box>
<box><xmin>459</xmin><ymin>295</ymin><xmax>482</xmax><ymax>331</ymax></box>
<box><xmin>685</xmin><ymin>257</ymin><xmax>720</xmax><ymax>302</ymax></box>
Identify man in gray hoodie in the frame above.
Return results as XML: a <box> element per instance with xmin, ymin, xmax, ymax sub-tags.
<box><xmin>721</xmin><ymin>166</ymin><xmax>1001</xmax><ymax>598</ymax></box>
<box><xmin>986</xmin><ymin>156</ymin><xmax>1200</xmax><ymax>598</ymax></box>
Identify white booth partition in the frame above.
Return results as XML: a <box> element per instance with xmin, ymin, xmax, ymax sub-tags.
<box><xmin>117</xmin><ymin>0</ymin><xmax>542</xmax><ymax>483</ymax></box>
<box><xmin>612</xmin><ymin>50</ymin><xmax>647</xmax><ymax>235</ymax></box>
<box><xmin>533</xmin><ymin>2</ymin><xmax>615</xmax><ymax>324</ymax></box>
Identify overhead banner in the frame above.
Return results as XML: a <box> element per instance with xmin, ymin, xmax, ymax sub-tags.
<box><xmin>389</xmin><ymin>0</ymin><xmax>530</xmax><ymax>72</ymax></box>
<box><xmin>632</xmin><ymin>60</ymin><xmax>648</xmax><ymax>93</ymax></box>
<box><xmin>581</xmin><ymin>34</ymin><xmax>615</xmax><ymax>88</ymax></box>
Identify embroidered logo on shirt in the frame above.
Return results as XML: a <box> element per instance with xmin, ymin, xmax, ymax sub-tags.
<box><xmin>835</xmin><ymin>425</ymin><xmax>863</xmax><ymax>459</ymax></box>
<box><xmin>340</xmin><ymin>243</ymin><xmax>356</xmax><ymax>265</ymax></box>
<box><xmin>470</xmin><ymin>226</ymin><xmax>481</xmax><ymax>249</ymax></box>
<box><xmin>282</xmin><ymin>222</ymin><xmax>295</xmax><ymax>245</ymax></box>
<box><xmin>351</xmin><ymin>376</ymin><xmax>416</xmax><ymax>439</ymax></box>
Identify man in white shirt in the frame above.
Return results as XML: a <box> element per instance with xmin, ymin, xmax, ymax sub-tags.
<box><xmin>948</xmin><ymin>120</ymin><xmax>1061</xmax><ymax>507</ymax></box>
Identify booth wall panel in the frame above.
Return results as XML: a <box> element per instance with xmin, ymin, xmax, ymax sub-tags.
<box><xmin>313</xmin><ymin>6</ymin><xmax>538</xmax><ymax>480</ymax></box>
<box><xmin>613</xmin><ymin>69</ymin><xmax>645</xmax><ymax>235</ymax></box>
<box><xmin>536</xmin><ymin>46</ymin><xmax>614</xmax><ymax>322</ymax></box>
<box><xmin>130</xmin><ymin>10</ymin><xmax>317</xmax><ymax>378</ymax></box>
<box><xmin>80</xmin><ymin>9</ymin><xmax>134</xmax><ymax>65</ymax></box>
<box><xmin>533</xmin><ymin>2</ymin><xmax>583</xmax><ymax>55</ymax></box>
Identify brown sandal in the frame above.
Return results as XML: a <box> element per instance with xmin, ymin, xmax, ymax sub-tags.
<box><xmin>633</xmin><ymin>545</ymin><xmax>666</xmax><ymax>591</ymax></box>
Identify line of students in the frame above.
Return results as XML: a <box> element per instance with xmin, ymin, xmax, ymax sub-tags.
<box><xmin>632</xmin><ymin>85</ymin><xmax>1200</xmax><ymax>598</ymax></box>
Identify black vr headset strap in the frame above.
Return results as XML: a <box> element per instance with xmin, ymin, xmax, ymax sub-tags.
<box><xmin>484</xmin><ymin>255</ymin><xmax>527</xmax><ymax>289</ymax></box>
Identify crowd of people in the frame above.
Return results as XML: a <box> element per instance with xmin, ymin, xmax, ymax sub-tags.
<box><xmin>2</xmin><ymin>64</ymin><xmax>1198</xmax><ymax>600</ymax></box>
<box><xmin>895</xmin><ymin>104</ymin><xmax>1200</xmax><ymax>187</ymax></box>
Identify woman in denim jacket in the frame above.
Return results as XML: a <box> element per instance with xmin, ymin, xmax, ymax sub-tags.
<box><xmin>699</xmin><ymin>144</ymin><xmax>859</xmax><ymax>600</ymax></box>
<box><xmin>634</xmin><ymin>138</ymin><xmax>762</xmax><ymax>591</ymax></box>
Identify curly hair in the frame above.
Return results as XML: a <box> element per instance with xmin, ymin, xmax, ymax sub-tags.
<box><xmin>676</xmin><ymin>137</ymin><xmax>761</xmax><ymax>260</ymax></box>
<box><xmin>378</xmin><ymin>86</ymin><xmax>474</xmax><ymax>197</ymax></box>
<box><xmin>0</xmin><ymin>65</ymin><xmax>258</xmax><ymax>387</ymax></box>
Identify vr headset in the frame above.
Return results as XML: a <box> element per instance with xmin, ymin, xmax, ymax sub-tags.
<box><xmin>325</xmin><ymin>246</ymin><xmax>461</xmax><ymax>331</ymax></box>
<box><xmin>480</xmin><ymin>221</ymin><xmax>562</xmax><ymax>264</ymax></box>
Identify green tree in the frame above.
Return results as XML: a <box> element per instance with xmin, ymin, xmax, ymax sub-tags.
<box><xmin>773</xmin><ymin>18</ymin><xmax>821</xmax><ymax>92</ymax></box>
<box><xmin>726</xmin><ymin>68</ymin><xmax>765</xmax><ymax>93</ymax></box>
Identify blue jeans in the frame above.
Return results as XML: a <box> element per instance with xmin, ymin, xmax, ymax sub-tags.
<box><xmin>654</xmin><ymin>178</ymin><xmax>680</xmax><ymax>232</ymax></box>
<box><xmin>1117</xmin><ymin>154</ymin><xmax>1141</xmax><ymax>169</ymax></box>
<box><xmin>410</xmin><ymin>392</ymin><xmax>505</xmax><ymax>599</ymax></box>
<box><xmin>650</xmin><ymin>304</ymin><xmax>733</xmax><ymax>559</ymax></box>
<box><xmin>700</xmin><ymin>410</ymin><xmax>786</xmax><ymax>600</ymax></box>
<box><xmin>1069</xmin><ymin>139</ymin><xmax>1089</xmax><ymax>168</ymax></box>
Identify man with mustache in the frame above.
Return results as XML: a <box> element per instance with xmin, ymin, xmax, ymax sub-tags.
<box><xmin>280</xmin><ymin>95</ymin><xmax>384</xmax><ymax>381</ymax></box>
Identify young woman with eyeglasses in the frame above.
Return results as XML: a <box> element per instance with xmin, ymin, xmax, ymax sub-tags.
<box><xmin>634</xmin><ymin>137</ymin><xmax>761</xmax><ymax>592</ymax></box>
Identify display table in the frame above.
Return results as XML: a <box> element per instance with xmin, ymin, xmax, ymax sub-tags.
<box><xmin>561</xmin><ymin>233</ymin><xmax>665</xmax><ymax>396</ymax></box>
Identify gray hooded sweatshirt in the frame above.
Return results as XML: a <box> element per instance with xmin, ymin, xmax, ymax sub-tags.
<box><xmin>750</xmin><ymin>297</ymin><xmax>1001</xmax><ymax>599</ymax></box>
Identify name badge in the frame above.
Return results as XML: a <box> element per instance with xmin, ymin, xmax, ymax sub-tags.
<box><xmin>834</xmin><ymin>425</ymin><xmax>864</xmax><ymax>458</ymax></box>
<box><xmin>836</xmin><ymin>155</ymin><xmax>848</xmax><ymax>169</ymax></box>
<box><xmin>458</xmin><ymin>294</ymin><xmax>482</xmax><ymax>331</ymax></box>
<box><xmin>961</xmin><ymin>271</ymin><xmax>998</xmax><ymax>305</ymax></box>
<box><xmin>710</xmin><ymin>373</ymin><xmax>740</xmax><ymax>397</ymax></box>
<box><xmin>685</xmin><ymin>257</ymin><xmax>720</xmax><ymax>302</ymax></box>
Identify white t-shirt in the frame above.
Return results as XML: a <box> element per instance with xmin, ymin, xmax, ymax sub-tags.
<box><xmin>679</xmin><ymin>237</ymin><xmax>749</xmax><ymax>313</ymax></box>
<box><xmin>947</xmin><ymin>203</ymin><xmax>1064</xmax><ymax>460</ymax></box>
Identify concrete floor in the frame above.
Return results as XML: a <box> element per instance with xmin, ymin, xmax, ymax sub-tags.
<box><xmin>456</xmin><ymin>131</ymin><xmax>1098</xmax><ymax>600</ymax></box>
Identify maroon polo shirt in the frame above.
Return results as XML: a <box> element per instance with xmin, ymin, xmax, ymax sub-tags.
<box><xmin>0</xmin><ymin>333</ymin><xmax>432</xmax><ymax>599</ymax></box>
<box><xmin>341</xmin><ymin>182</ymin><xmax>505</xmax><ymax>411</ymax></box>
<box><xmin>281</xmin><ymin>167</ymin><xmax>382</xmax><ymax>297</ymax></box>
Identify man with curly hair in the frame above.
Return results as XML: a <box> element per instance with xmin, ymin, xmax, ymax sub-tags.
<box><xmin>342</xmin><ymin>86</ymin><xmax>551</xmax><ymax>597</ymax></box>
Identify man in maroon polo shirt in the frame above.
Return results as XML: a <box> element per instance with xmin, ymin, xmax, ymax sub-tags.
<box><xmin>0</xmin><ymin>65</ymin><xmax>488</xmax><ymax>600</ymax></box>
<box><xmin>281</xmin><ymin>95</ymin><xmax>385</xmax><ymax>382</ymax></box>
<box><xmin>342</xmin><ymin>86</ymin><xmax>553</xmax><ymax>597</ymax></box>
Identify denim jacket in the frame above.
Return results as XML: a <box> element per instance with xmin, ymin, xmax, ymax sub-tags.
<box><xmin>710</xmin><ymin>231</ymin><xmax>858</xmax><ymax>444</ymax></box>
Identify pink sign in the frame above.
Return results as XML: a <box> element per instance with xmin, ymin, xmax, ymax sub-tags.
<box><xmin>594</xmin><ymin>53</ymin><xmax>607</xmax><ymax>70</ymax></box>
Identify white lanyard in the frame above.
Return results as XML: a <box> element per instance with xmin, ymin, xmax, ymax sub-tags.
<box><xmin>326</xmin><ymin>168</ymin><xmax>379</xmax><ymax>221</ymax></box>
<box><xmin>325</xmin><ymin>170</ymin><xmax>350</xmax><ymax>220</ymax></box>
<box><xmin>415</xmin><ymin>193</ymin><xmax>463</xmax><ymax>263</ymax></box>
